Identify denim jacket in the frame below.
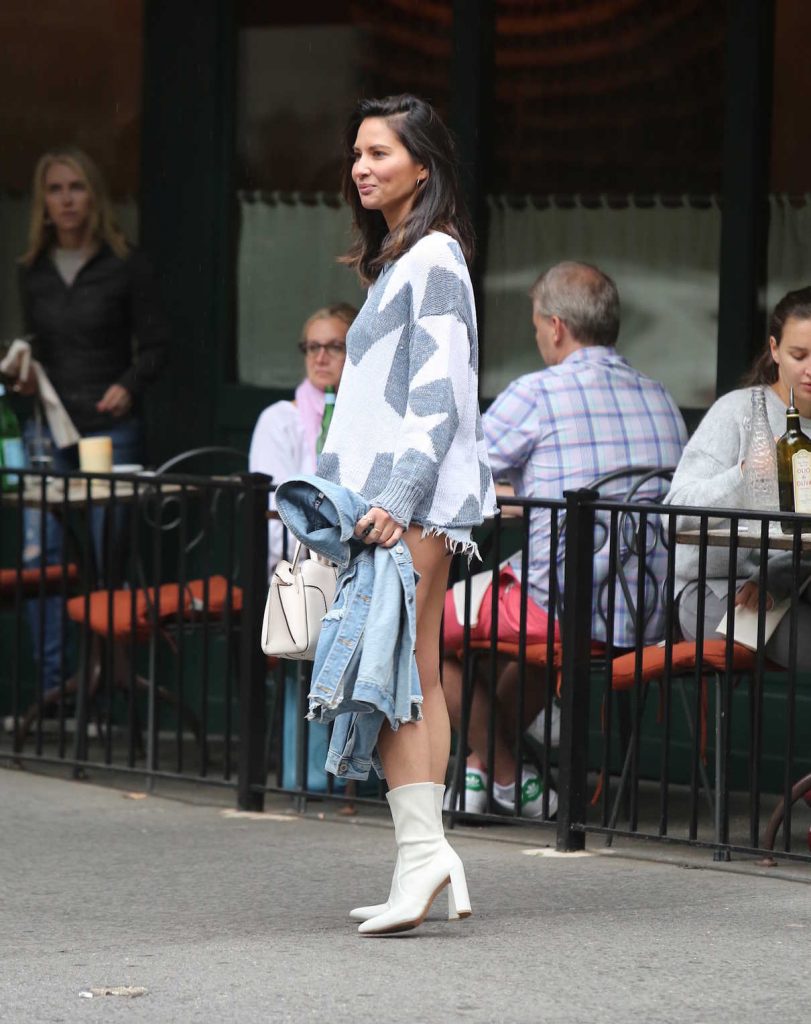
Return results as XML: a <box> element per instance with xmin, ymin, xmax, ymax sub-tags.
<box><xmin>274</xmin><ymin>475</ymin><xmax>421</xmax><ymax>780</ymax></box>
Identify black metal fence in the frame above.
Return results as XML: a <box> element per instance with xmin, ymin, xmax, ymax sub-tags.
<box><xmin>447</xmin><ymin>485</ymin><xmax>811</xmax><ymax>865</ymax></box>
<box><xmin>0</xmin><ymin>464</ymin><xmax>269</xmax><ymax>798</ymax></box>
<box><xmin>2</xmin><ymin>465</ymin><xmax>810</xmax><ymax>864</ymax></box>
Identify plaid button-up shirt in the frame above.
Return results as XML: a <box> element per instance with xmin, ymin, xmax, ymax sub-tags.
<box><xmin>483</xmin><ymin>346</ymin><xmax>687</xmax><ymax>646</ymax></box>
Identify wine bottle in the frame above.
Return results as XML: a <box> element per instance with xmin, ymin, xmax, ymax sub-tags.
<box><xmin>0</xmin><ymin>382</ymin><xmax>25</xmax><ymax>491</ymax></box>
<box><xmin>776</xmin><ymin>386</ymin><xmax>811</xmax><ymax>533</ymax></box>
<box><xmin>316</xmin><ymin>385</ymin><xmax>336</xmax><ymax>456</ymax></box>
<box><xmin>742</xmin><ymin>387</ymin><xmax>779</xmax><ymax>533</ymax></box>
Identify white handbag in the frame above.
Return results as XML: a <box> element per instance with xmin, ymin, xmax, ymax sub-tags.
<box><xmin>260</xmin><ymin>542</ymin><xmax>338</xmax><ymax>660</ymax></box>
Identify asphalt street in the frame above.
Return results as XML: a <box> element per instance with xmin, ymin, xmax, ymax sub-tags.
<box><xmin>1</xmin><ymin>767</ymin><xmax>809</xmax><ymax>1024</ymax></box>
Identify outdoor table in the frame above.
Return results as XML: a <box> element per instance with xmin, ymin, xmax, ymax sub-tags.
<box><xmin>1</xmin><ymin>473</ymin><xmax>184</xmax><ymax>589</ymax></box>
<box><xmin>1</xmin><ymin>474</ymin><xmax>155</xmax><ymax>510</ymax></box>
<box><xmin>1</xmin><ymin>474</ymin><xmax>182</xmax><ymax>748</ymax></box>
<box><xmin>676</xmin><ymin>526</ymin><xmax>811</xmax><ymax>552</ymax></box>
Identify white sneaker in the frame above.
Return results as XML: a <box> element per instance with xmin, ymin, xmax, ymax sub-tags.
<box><xmin>443</xmin><ymin>768</ymin><xmax>488</xmax><ymax>814</ymax></box>
<box><xmin>526</xmin><ymin>701</ymin><xmax>561</xmax><ymax>747</ymax></box>
<box><xmin>493</xmin><ymin>768</ymin><xmax>558</xmax><ymax>819</ymax></box>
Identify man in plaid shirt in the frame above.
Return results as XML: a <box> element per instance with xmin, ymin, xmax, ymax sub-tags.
<box><xmin>442</xmin><ymin>261</ymin><xmax>687</xmax><ymax>817</ymax></box>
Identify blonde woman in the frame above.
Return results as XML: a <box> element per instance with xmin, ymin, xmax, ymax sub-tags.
<box><xmin>16</xmin><ymin>146</ymin><xmax>168</xmax><ymax>442</ymax></box>
<box><xmin>249</xmin><ymin>302</ymin><xmax>357</xmax><ymax>575</ymax></box>
<box><xmin>12</xmin><ymin>147</ymin><xmax>169</xmax><ymax>696</ymax></box>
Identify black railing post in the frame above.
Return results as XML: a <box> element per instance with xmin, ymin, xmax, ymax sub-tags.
<box><xmin>237</xmin><ymin>472</ymin><xmax>271</xmax><ymax>811</ymax></box>
<box><xmin>556</xmin><ymin>488</ymin><xmax>598</xmax><ymax>852</ymax></box>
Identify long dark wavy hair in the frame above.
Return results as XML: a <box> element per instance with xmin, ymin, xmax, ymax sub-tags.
<box><xmin>743</xmin><ymin>286</ymin><xmax>811</xmax><ymax>386</ymax></box>
<box><xmin>339</xmin><ymin>94</ymin><xmax>474</xmax><ymax>285</ymax></box>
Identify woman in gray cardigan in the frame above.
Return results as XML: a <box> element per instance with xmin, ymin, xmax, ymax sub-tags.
<box><xmin>665</xmin><ymin>286</ymin><xmax>811</xmax><ymax>667</ymax></box>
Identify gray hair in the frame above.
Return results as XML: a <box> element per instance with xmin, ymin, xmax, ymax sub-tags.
<box><xmin>528</xmin><ymin>261</ymin><xmax>620</xmax><ymax>347</ymax></box>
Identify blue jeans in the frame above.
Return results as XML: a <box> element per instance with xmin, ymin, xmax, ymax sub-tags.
<box><xmin>22</xmin><ymin>418</ymin><xmax>144</xmax><ymax>693</ymax></box>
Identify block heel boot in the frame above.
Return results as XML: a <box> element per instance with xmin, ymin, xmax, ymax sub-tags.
<box><xmin>357</xmin><ymin>782</ymin><xmax>472</xmax><ymax>936</ymax></box>
<box><xmin>350</xmin><ymin>784</ymin><xmax>457</xmax><ymax>923</ymax></box>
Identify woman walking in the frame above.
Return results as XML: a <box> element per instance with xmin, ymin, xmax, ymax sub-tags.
<box><xmin>316</xmin><ymin>94</ymin><xmax>496</xmax><ymax>935</ymax></box>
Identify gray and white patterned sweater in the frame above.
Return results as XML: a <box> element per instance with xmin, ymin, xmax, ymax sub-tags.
<box><xmin>318</xmin><ymin>231</ymin><xmax>497</xmax><ymax>532</ymax></box>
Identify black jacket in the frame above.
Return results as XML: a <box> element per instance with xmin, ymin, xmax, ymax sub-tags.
<box><xmin>20</xmin><ymin>244</ymin><xmax>170</xmax><ymax>434</ymax></box>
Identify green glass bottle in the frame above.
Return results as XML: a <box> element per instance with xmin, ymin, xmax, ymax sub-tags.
<box><xmin>0</xmin><ymin>382</ymin><xmax>25</xmax><ymax>490</ymax></box>
<box><xmin>776</xmin><ymin>386</ymin><xmax>811</xmax><ymax>532</ymax></box>
<box><xmin>316</xmin><ymin>386</ymin><xmax>336</xmax><ymax>456</ymax></box>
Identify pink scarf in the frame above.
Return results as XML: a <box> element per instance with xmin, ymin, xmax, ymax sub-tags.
<box><xmin>295</xmin><ymin>378</ymin><xmax>326</xmax><ymax>457</ymax></box>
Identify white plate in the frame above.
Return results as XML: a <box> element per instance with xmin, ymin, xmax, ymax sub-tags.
<box><xmin>111</xmin><ymin>463</ymin><xmax>144</xmax><ymax>474</ymax></box>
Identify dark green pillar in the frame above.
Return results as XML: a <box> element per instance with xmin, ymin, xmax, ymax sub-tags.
<box><xmin>450</xmin><ymin>0</ymin><xmax>495</xmax><ymax>358</ymax></box>
<box><xmin>715</xmin><ymin>0</ymin><xmax>775</xmax><ymax>397</ymax></box>
<box><xmin>139</xmin><ymin>1</ymin><xmax>235</xmax><ymax>462</ymax></box>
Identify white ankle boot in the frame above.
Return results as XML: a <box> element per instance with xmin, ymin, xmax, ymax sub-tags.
<box><xmin>349</xmin><ymin>784</ymin><xmax>446</xmax><ymax>923</ymax></box>
<box><xmin>357</xmin><ymin>782</ymin><xmax>472</xmax><ymax>936</ymax></box>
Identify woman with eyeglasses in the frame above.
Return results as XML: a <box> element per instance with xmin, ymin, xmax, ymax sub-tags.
<box><xmin>248</xmin><ymin>302</ymin><xmax>357</xmax><ymax>574</ymax></box>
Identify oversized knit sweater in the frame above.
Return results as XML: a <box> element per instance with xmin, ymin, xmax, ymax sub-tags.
<box><xmin>665</xmin><ymin>385</ymin><xmax>811</xmax><ymax>600</ymax></box>
<box><xmin>318</xmin><ymin>231</ymin><xmax>497</xmax><ymax>531</ymax></box>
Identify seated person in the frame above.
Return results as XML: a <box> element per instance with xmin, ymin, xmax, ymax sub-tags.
<box><xmin>442</xmin><ymin>261</ymin><xmax>687</xmax><ymax>816</ymax></box>
<box><xmin>249</xmin><ymin>301</ymin><xmax>357</xmax><ymax>796</ymax></box>
<box><xmin>665</xmin><ymin>285</ymin><xmax>811</xmax><ymax>666</ymax></box>
<box><xmin>249</xmin><ymin>302</ymin><xmax>357</xmax><ymax>572</ymax></box>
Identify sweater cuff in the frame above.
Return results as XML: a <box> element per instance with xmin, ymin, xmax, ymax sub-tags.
<box><xmin>372</xmin><ymin>475</ymin><xmax>424</xmax><ymax>528</ymax></box>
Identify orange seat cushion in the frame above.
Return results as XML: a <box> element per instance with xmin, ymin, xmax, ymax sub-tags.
<box><xmin>0</xmin><ymin>564</ymin><xmax>80</xmax><ymax>600</ymax></box>
<box><xmin>463</xmin><ymin>637</ymin><xmax>606</xmax><ymax>667</ymax></box>
<box><xmin>465</xmin><ymin>639</ymin><xmax>563</xmax><ymax>666</ymax></box>
<box><xmin>607</xmin><ymin>640</ymin><xmax>765</xmax><ymax>691</ymax></box>
<box><xmin>66</xmin><ymin>575</ymin><xmax>243</xmax><ymax>640</ymax></box>
<box><xmin>67</xmin><ymin>588</ymin><xmax>156</xmax><ymax>641</ymax></box>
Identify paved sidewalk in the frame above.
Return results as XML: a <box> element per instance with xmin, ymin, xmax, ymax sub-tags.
<box><xmin>1</xmin><ymin>767</ymin><xmax>809</xmax><ymax>1024</ymax></box>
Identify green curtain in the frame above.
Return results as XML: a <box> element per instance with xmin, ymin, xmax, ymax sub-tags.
<box><xmin>236</xmin><ymin>192</ymin><xmax>365</xmax><ymax>390</ymax></box>
<box><xmin>483</xmin><ymin>197</ymin><xmax>723</xmax><ymax>408</ymax></box>
<box><xmin>232</xmin><ymin>192</ymin><xmax>811</xmax><ymax>406</ymax></box>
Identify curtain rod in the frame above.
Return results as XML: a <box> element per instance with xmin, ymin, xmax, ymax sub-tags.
<box><xmin>235</xmin><ymin>190</ymin><xmax>811</xmax><ymax>210</ymax></box>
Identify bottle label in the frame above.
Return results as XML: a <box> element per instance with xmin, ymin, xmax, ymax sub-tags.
<box><xmin>1</xmin><ymin>437</ymin><xmax>25</xmax><ymax>487</ymax></box>
<box><xmin>792</xmin><ymin>449</ymin><xmax>811</xmax><ymax>513</ymax></box>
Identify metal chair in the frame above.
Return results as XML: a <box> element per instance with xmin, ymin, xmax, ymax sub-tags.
<box><xmin>449</xmin><ymin>465</ymin><xmax>676</xmax><ymax>818</ymax></box>
<box><xmin>65</xmin><ymin>446</ymin><xmax>247</xmax><ymax>771</ymax></box>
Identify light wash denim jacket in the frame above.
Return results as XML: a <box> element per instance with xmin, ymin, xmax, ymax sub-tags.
<box><xmin>274</xmin><ymin>475</ymin><xmax>421</xmax><ymax>781</ymax></box>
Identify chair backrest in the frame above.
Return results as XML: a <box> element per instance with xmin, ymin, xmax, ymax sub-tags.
<box><xmin>133</xmin><ymin>446</ymin><xmax>249</xmax><ymax>606</ymax></box>
<box><xmin>554</xmin><ymin>465</ymin><xmax>675</xmax><ymax>647</ymax></box>
<box><xmin>596</xmin><ymin>465</ymin><xmax>675</xmax><ymax>646</ymax></box>
<box><xmin>153</xmin><ymin>446</ymin><xmax>247</xmax><ymax>477</ymax></box>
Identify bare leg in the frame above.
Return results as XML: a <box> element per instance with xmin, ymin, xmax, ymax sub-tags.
<box><xmin>443</xmin><ymin>656</ymin><xmax>547</xmax><ymax>786</ymax></box>
<box><xmin>495</xmin><ymin>662</ymin><xmax>547</xmax><ymax>750</ymax></box>
<box><xmin>376</xmin><ymin>528</ymin><xmax>452</xmax><ymax>789</ymax></box>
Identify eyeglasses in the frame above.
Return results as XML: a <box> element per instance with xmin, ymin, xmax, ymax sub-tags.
<box><xmin>298</xmin><ymin>341</ymin><xmax>347</xmax><ymax>357</ymax></box>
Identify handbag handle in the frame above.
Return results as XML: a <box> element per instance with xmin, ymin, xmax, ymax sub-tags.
<box><xmin>288</xmin><ymin>541</ymin><xmax>334</xmax><ymax>571</ymax></box>
<box><xmin>289</xmin><ymin>540</ymin><xmax>304</xmax><ymax>571</ymax></box>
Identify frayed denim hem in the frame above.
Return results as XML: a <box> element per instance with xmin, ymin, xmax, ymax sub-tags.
<box><xmin>325</xmin><ymin>747</ymin><xmax>385</xmax><ymax>782</ymax></box>
<box><xmin>307</xmin><ymin>692</ymin><xmax>422</xmax><ymax>727</ymax></box>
